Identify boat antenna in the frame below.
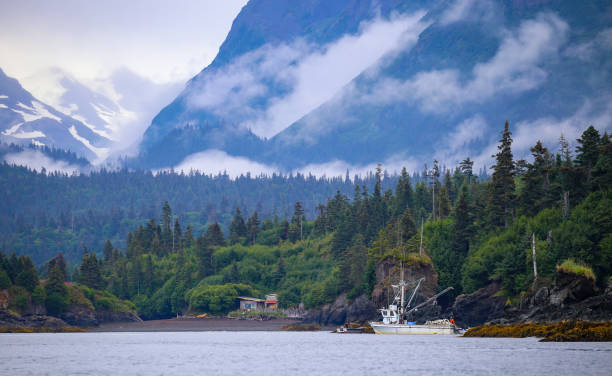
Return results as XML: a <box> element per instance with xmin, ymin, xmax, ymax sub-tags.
<box><xmin>397</xmin><ymin>220</ymin><xmax>406</xmax><ymax>322</ymax></box>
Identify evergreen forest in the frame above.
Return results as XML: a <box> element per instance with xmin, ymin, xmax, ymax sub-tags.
<box><xmin>1</xmin><ymin>123</ymin><xmax>610</xmax><ymax>321</ymax></box>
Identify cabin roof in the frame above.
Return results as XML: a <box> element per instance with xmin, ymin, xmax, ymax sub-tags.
<box><xmin>238</xmin><ymin>296</ymin><xmax>265</xmax><ymax>302</ymax></box>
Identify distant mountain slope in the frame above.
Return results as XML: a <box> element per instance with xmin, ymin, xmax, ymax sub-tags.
<box><xmin>0</xmin><ymin>69</ymin><xmax>112</xmax><ymax>162</ymax></box>
<box><xmin>136</xmin><ymin>0</ymin><xmax>612</xmax><ymax>171</ymax></box>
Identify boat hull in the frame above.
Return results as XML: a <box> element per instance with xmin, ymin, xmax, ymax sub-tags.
<box><xmin>370</xmin><ymin>322</ymin><xmax>456</xmax><ymax>335</ymax></box>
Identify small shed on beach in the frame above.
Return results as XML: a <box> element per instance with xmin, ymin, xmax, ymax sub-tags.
<box><xmin>265</xmin><ymin>293</ymin><xmax>278</xmax><ymax>310</ymax></box>
<box><xmin>238</xmin><ymin>297</ymin><xmax>265</xmax><ymax>311</ymax></box>
<box><xmin>238</xmin><ymin>293</ymin><xmax>279</xmax><ymax>311</ymax></box>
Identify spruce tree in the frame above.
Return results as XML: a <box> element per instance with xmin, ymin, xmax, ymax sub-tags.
<box><xmin>394</xmin><ymin>167</ymin><xmax>413</xmax><ymax>217</ymax></box>
<box><xmin>45</xmin><ymin>263</ymin><xmax>68</xmax><ymax>315</ymax></box>
<box><xmin>15</xmin><ymin>256</ymin><xmax>39</xmax><ymax>292</ymax></box>
<box><xmin>519</xmin><ymin>141</ymin><xmax>550</xmax><ymax>216</ymax></box>
<box><xmin>438</xmin><ymin>186</ymin><xmax>451</xmax><ymax>219</ymax></box>
<box><xmin>488</xmin><ymin>121</ymin><xmax>516</xmax><ymax>228</ymax></box>
<box><xmin>575</xmin><ymin>125</ymin><xmax>602</xmax><ymax>186</ymax></box>
<box><xmin>102</xmin><ymin>240</ymin><xmax>114</xmax><ymax>262</ymax></box>
<box><xmin>459</xmin><ymin>158</ymin><xmax>474</xmax><ymax>184</ymax></box>
<box><xmin>399</xmin><ymin>208</ymin><xmax>417</xmax><ymax>242</ymax></box>
<box><xmin>292</xmin><ymin>202</ymin><xmax>305</xmax><ymax>241</ymax></box>
<box><xmin>229</xmin><ymin>207</ymin><xmax>247</xmax><ymax>244</ymax></box>
<box><xmin>0</xmin><ymin>269</ymin><xmax>10</xmax><ymax>289</ymax></box>
<box><xmin>161</xmin><ymin>201</ymin><xmax>172</xmax><ymax>252</ymax></box>
<box><xmin>173</xmin><ymin>218</ymin><xmax>182</xmax><ymax>251</ymax></box>
<box><xmin>246</xmin><ymin>211</ymin><xmax>260</xmax><ymax>244</ymax></box>
<box><xmin>452</xmin><ymin>185</ymin><xmax>472</xmax><ymax>257</ymax></box>
<box><xmin>205</xmin><ymin>222</ymin><xmax>226</xmax><ymax>246</ymax></box>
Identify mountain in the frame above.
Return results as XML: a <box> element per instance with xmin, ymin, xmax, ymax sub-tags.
<box><xmin>0</xmin><ymin>69</ymin><xmax>112</xmax><ymax>162</ymax></box>
<box><xmin>136</xmin><ymin>0</ymin><xmax>612</xmax><ymax>172</ymax></box>
<box><xmin>21</xmin><ymin>68</ymin><xmax>183</xmax><ymax>157</ymax></box>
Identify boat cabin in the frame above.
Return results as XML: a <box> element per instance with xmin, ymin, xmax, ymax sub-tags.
<box><xmin>380</xmin><ymin>307</ymin><xmax>399</xmax><ymax>324</ymax></box>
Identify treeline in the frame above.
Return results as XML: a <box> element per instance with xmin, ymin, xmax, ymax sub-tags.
<box><xmin>0</xmin><ymin>142</ymin><xmax>90</xmax><ymax>167</ymax></box>
<box><xmin>62</xmin><ymin>123</ymin><xmax>609</xmax><ymax>319</ymax></box>
<box><xmin>314</xmin><ymin>123</ymin><xmax>611</xmax><ymax>301</ymax></box>
<box><xmin>0</xmin><ymin>150</ymin><xmax>487</xmax><ymax>265</ymax></box>
<box><xmin>0</xmin><ymin>250</ymin><xmax>132</xmax><ymax>317</ymax></box>
<box><xmin>2</xmin><ymin>123</ymin><xmax>609</xmax><ymax>321</ymax></box>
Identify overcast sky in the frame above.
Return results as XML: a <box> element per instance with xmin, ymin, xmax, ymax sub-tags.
<box><xmin>0</xmin><ymin>0</ymin><xmax>247</xmax><ymax>83</ymax></box>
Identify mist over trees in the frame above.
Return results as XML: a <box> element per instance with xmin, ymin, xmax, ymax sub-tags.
<box><xmin>0</xmin><ymin>123</ymin><xmax>609</xmax><ymax>320</ymax></box>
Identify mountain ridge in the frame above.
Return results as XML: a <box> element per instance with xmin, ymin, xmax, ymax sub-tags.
<box><xmin>136</xmin><ymin>0</ymin><xmax>611</xmax><ymax>172</ymax></box>
<box><xmin>0</xmin><ymin>68</ymin><xmax>112</xmax><ymax>162</ymax></box>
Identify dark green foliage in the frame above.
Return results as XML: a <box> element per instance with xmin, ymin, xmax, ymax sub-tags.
<box><xmin>246</xmin><ymin>212</ymin><xmax>260</xmax><ymax>244</ymax></box>
<box><xmin>206</xmin><ymin>222</ymin><xmax>226</xmax><ymax>246</ymax></box>
<box><xmin>0</xmin><ymin>269</ymin><xmax>10</xmax><ymax>289</ymax></box>
<box><xmin>3</xmin><ymin>123</ymin><xmax>610</xmax><ymax>319</ymax></box>
<box><xmin>45</xmin><ymin>291</ymin><xmax>69</xmax><ymax>315</ymax></box>
<box><xmin>102</xmin><ymin>240</ymin><xmax>114</xmax><ymax>261</ymax></box>
<box><xmin>31</xmin><ymin>285</ymin><xmax>46</xmax><ymax>306</ymax></box>
<box><xmin>519</xmin><ymin>141</ymin><xmax>552</xmax><ymax>216</ymax></box>
<box><xmin>79</xmin><ymin>251</ymin><xmax>103</xmax><ymax>290</ymax></box>
<box><xmin>488</xmin><ymin>121</ymin><xmax>516</xmax><ymax>228</ymax></box>
<box><xmin>45</xmin><ymin>262</ymin><xmax>69</xmax><ymax>314</ymax></box>
<box><xmin>0</xmin><ymin>164</ymin><xmax>383</xmax><ymax>265</ymax></box>
<box><xmin>187</xmin><ymin>283</ymin><xmax>255</xmax><ymax>314</ymax></box>
<box><xmin>12</xmin><ymin>286</ymin><xmax>29</xmax><ymax>311</ymax></box>
<box><xmin>15</xmin><ymin>256</ymin><xmax>39</xmax><ymax>292</ymax></box>
<box><xmin>47</xmin><ymin>253</ymin><xmax>68</xmax><ymax>282</ymax></box>
<box><xmin>575</xmin><ymin>126</ymin><xmax>601</xmax><ymax>172</ymax></box>
<box><xmin>229</xmin><ymin>207</ymin><xmax>247</xmax><ymax>245</ymax></box>
<box><xmin>292</xmin><ymin>202</ymin><xmax>305</xmax><ymax>241</ymax></box>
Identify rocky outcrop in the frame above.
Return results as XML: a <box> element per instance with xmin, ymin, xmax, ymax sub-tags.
<box><xmin>60</xmin><ymin>305</ymin><xmax>99</xmax><ymax>327</ymax></box>
<box><xmin>0</xmin><ymin>310</ymin><xmax>69</xmax><ymax>329</ymax></box>
<box><xmin>304</xmin><ymin>293</ymin><xmax>378</xmax><ymax>325</ymax></box>
<box><xmin>492</xmin><ymin>271</ymin><xmax>612</xmax><ymax>324</ymax></box>
<box><xmin>306</xmin><ymin>256</ymin><xmax>444</xmax><ymax>325</ymax></box>
<box><xmin>450</xmin><ymin>283</ymin><xmax>507</xmax><ymax>327</ymax></box>
<box><xmin>60</xmin><ymin>305</ymin><xmax>142</xmax><ymax>327</ymax></box>
<box><xmin>371</xmin><ymin>258</ymin><xmax>438</xmax><ymax>309</ymax></box>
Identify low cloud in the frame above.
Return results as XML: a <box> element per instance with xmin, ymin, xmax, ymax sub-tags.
<box><xmin>294</xmin><ymin>155</ymin><xmax>420</xmax><ymax>180</ymax></box>
<box><xmin>186</xmin><ymin>10</ymin><xmax>429</xmax><ymax>139</ymax></box>
<box><xmin>446</xmin><ymin>115</ymin><xmax>488</xmax><ymax>153</ymax></box>
<box><xmin>360</xmin><ymin>13</ymin><xmax>569</xmax><ymax>113</ymax></box>
<box><xmin>440</xmin><ymin>0</ymin><xmax>497</xmax><ymax>26</ymax></box>
<box><xmin>173</xmin><ymin>149</ymin><xmax>278</xmax><ymax>178</ymax></box>
<box><xmin>3</xmin><ymin>149</ymin><xmax>83</xmax><ymax>174</ymax></box>
<box><xmin>564</xmin><ymin>27</ymin><xmax>612</xmax><ymax>61</ymax></box>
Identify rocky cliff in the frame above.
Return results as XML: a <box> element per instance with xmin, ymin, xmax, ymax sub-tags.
<box><xmin>498</xmin><ymin>272</ymin><xmax>612</xmax><ymax>324</ymax></box>
<box><xmin>306</xmin><ymin>254</ymin><xmax>443</xmax><ymax>325</ymax></box>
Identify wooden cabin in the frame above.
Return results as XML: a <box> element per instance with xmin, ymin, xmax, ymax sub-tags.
<box><xmin>238</xmin><ymin>293</ymin><xmax>279</xmax><ymax>311</ymax></box>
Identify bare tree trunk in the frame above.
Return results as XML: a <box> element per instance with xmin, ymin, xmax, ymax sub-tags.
<box><xmin>532</xmin><ymin>233</ymin><xmax>538</xmax><ymax>282</ymax></box>
<box><xmin>563</xmin><ymin>191</ymin><xmax>570</xmax><ymax>218</ymax></box>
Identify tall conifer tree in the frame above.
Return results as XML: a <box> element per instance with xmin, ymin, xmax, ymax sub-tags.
<box><xmin>488</xmin><ymin>121</ymin><xmax>516</xmax><ymax>228</ymax></box>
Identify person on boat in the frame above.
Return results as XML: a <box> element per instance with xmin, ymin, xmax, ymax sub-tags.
<box><xmin>449</xmin><ymin>312</ymin><xmax>456</xmax><ymax>326</ymax></box>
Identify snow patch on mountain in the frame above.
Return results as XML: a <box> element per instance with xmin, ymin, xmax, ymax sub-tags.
<box><xmin>68</xmin><ymin>125</ymin><xmax>109</xmax><ymax>162</ymax></box>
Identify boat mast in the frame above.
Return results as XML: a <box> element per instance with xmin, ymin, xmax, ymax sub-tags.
<box><xmin>397</xmin><ymin>221</ymin><xmax>406</xmax><ymax>322</ymax></box>
<box><xmin>397</xmin><ymin>221</ymin><xmax>406</xmax><ymax>324</ymax></box>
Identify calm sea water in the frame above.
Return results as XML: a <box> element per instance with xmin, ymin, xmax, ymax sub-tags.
<box><xmin>1</xmin><ymin>331</ymin><xmax>611</xmax><ymax>375</ymax></box>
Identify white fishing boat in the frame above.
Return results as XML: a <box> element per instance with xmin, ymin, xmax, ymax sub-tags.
<box><xmin>369</xmin><ymin>251</ymin><xmax>457</xmax><ymax>335</ymax></box>
<box><xmin>370</xmin><ymin>222</ymin><xmax>458</xmax><ymax>335</ymax></box>
<box><xmin>369</xmin><ymin>276</ymin><xmax>457</xmax><ymax>335</ymax></box>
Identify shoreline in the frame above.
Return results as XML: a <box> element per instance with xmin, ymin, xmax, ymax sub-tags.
<box><xmin>463</xmin><ymin>321</ymin><xmax>612</xmax><ymax>342</ymax></box>
<box><xmin>89</xmin><ymin>317</ymin><xmax>316</xmax><ymax>332</ymax></box>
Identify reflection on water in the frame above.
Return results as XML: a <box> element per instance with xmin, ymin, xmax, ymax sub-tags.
<box><xmin>1</xmin><ymin>331</ymin><xmax>611</xmax><ymax>375</ymax></box>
